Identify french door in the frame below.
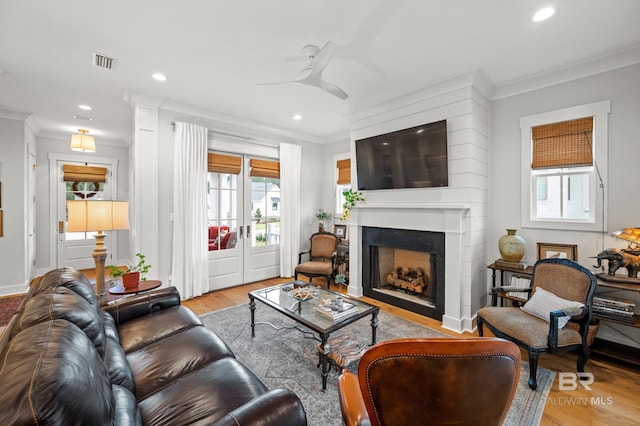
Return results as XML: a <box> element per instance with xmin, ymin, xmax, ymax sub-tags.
<box><xmin>207</xmin><ymin>153</ymin><xmax>280</xmax><ymax>290</ymax></box>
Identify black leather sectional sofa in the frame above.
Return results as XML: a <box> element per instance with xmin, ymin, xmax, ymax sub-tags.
<box><xmin>0</xmin><ymin>268</ymin><xmax>307</xmax><ymax>425</ymax></box>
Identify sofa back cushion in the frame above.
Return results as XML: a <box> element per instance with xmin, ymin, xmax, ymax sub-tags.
<box><xmin>30</xmin><ymin>267</ymin><xmax>99</xmax><ymax>307</ymax></box>
<box><xmin>10</xmin><ymin>286</ymin><xmax>107</xmax><ymax>358</ymax></box>
<box><xmin>0</xmin><ymin>320</ymin><xmax>115</xmax><ymax>425</ymax></box>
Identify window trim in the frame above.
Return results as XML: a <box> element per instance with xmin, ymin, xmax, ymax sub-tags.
<box><xmin>520</xmin><ymin>100</ymin><xmax>610</xmax><ymax>231</ymax></box>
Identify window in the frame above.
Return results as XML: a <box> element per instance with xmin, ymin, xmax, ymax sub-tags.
<box><xmin>335</xmin><ymin>156</ymin><xmax>351</xmax><ymax>216</ymax></box>
<box><xmin>520</xmin><ymin>101</ymin><xmax>610</xmax><ymax>231</ymax></box>
<box><xmin>250</xmin><ymin>158</ymin><xmax>280</xmax><ymax>247</ymax></box>
<box><xmin>207</xmin><ymin>153</ymin><xmax>241</xmax><ymax>251</ymax></box>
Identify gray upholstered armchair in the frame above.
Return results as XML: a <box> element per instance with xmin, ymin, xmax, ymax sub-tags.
<box><xmin>477</xmin><ymin>257</ymin><xmax>597</xmax><ymax>390</ymax></box>
<box><xmin>295</xmin><ymin>232</ymin><xmax>338</xmax><ymax>288</ymax></box>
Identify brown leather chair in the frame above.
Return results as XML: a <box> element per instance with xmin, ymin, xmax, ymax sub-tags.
<box><xmin>477</xmin><ymin>257</ymin><xmax>597</xmax><ymax>390</ymax></box>
<box><xmin>295</xmin><ymin>232</ymin><xmax>338</xmax><ymax>287</ymax></box>
<box><xmin>338</xmin><ymin>337</ymin><xmax>521</xmax><ymax>426</ymax></box>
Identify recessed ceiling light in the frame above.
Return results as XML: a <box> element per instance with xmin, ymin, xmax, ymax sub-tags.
<box><xmin>152</xmin><ymin>73</ymin><xmax>167</xmax><ymax>82</ymax></box>
<box><xmin>78</xmin><ymin>104</ymin><xmax>92</xmax><ymax>111</ymax></box>
<box><xmin>293</xmin><ymin>114</ymin><xmax>302</xmax><ymax>121</ymax></box>
<box><xmin>532</xmin><ymin>7</ymin><xmax>555</xmax><ymax>22</ymax></box>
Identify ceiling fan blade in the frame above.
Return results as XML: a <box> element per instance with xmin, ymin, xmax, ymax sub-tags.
<box><xmin>309</xmin><ymin>42</ymin><xmax>336</xmax><ymax>76</ymax></box>
<box><xmin>321</xmin><ymin>81</ymin><xmax>349</xmax><ymax>100</ymax></box>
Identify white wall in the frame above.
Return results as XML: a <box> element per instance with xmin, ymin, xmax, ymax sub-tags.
<box><xmin>489</xmin><ymin>63</ymin><xmax>640</xmax><ymax>347</ymax></box>
<box><xmin>0</xmin><ymin>115</ymin><xmax>31</xmax><ymax>295</ymax></box>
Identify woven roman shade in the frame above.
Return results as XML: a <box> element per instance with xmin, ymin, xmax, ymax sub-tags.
<box><xmin>62</xmin><ymin>165</ymin><xmax>107</xmax><ymax>182</ymax></box>
<box><xmin>531</xmin><ymin>117</ymin><xmax>594</xmax><ymax>169</ymax></box>
<box><xmin>208</xmin><ymin>153</ymin><xmax>242</xmax><ymax>174</ymax></box>
<box><xmin>250</xmin><ymin>159</ymin><xmax>280</xmax><ymax>178</ymax></box>
<box><xmin>337</xmin><ymin>159</ymin><xmax>351</xmax><ymax>185</ymax></box>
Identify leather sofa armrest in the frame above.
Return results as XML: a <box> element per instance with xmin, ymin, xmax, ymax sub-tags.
<box><xmin>103</xmin><ymin>287</ymin><xmax>181</xmax><ymax>325</ymax></box>
<box><xmin>338</xmin><ymin>369</ymin><xmax>371</xmax><ymax>426</ymax></box>
<box><xmin>211</xmin><ymin>388</ymin><xmax>307</xmax><ymax>426</ymax></box>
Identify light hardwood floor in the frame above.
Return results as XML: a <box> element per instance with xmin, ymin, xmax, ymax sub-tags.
<box><xmin>182</xmin><ymin>278</ymin><xmax>640</xmax><ymax>426</ymax></box>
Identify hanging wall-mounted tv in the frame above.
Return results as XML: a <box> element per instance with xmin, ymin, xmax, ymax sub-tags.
<box><xmin>355</xmin><ymin>119</ymin><xmax>448</xmax><ymax>190</ymax></box>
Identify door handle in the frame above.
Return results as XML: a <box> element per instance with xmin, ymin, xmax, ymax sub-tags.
<box><xmin>58</xmin><ymin>221</ymin><xmax>64</xmax><ymax>234</ymax></box>
<box><xmin>247</xmin><ymin>225</ymin><xmax>251</xmax><ymax>238</ymax></box>
<box><xmin>239</xmin><ymin>226</ymin><xmax>244</xmax><ymax>238</ymax></box>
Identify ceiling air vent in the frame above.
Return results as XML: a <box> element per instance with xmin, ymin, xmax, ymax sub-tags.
<box><xmin>92</xmin><ymin>52</ymin><xmax>115</xmax><ymax>70</ymax></box>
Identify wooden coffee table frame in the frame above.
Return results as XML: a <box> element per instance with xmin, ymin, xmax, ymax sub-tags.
<box><xmin>249</xmin><ymin>283</ymin><xmax>379</xmax><ymax>391</ymax></box>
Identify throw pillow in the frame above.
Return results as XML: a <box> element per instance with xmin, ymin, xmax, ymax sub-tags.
<box><xmin>522</xmin><ymin>287</ymin><xmax>584</xmax><ymax>329</ymax></box>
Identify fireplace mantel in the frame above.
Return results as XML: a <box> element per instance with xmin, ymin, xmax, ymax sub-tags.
<box><xmin>347</xmin><ymin>202</ymin><xmax>474</xmax><ymax>333</ymax></box>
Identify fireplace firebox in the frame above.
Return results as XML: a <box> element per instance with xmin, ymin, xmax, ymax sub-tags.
<box><xmin>362</xmin><ymin>226</ymin><xmax>445</xmax><ymax>319</ymax></box>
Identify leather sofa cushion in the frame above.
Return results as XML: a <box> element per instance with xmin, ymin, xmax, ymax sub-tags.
<box><xmin>117</xmin><ymin>305</ymin><xmax>203</xmax><ymax>353</ymax></box>
<box><xmin>127</xmin><ymin>326</ymin><xmax>235</xmax><ymax>399</ymax></box>
<box><xmin>9</xmin><ymin>286</ymin><xmax>107</xmax><ymax>358</ymax></box>
<box><xmin>105</xmin><ymin>336</ymin><xmax>136</xmax><ymax>392</ymax></box>
<box><xmin>30</xmin><ymin>267</ymin><xmax>98</xmax><ymax>307</ymax></box>
<box><xmin>112</xmin><ymin>384</ymin><xmax>142</xmax><ymax>426</ymax></box>
<box><xmin>138</xmin><ymin>357</ymin><xmax>268</xmax><ymax>425</ymax></box>
<box><xmin>0</xmin><ymin>320</ymin><xmax>114</xmax><ymax>425</ymax></box>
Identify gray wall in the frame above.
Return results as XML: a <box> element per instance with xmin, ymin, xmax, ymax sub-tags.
<box><xmin>489</xmin><ymin>63</ymin><xmax>640</xmax><ymax>347</ymax></box>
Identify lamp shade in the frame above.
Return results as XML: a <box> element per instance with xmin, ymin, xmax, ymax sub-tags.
<box><xmin>70</xmin><ymin>130</ymin><xmax>96</xmax><ymax>152</ymax></box>
<box><xmin>67</xmin><ymin>200</ymin><xmax>130</xmax><ymax>232</ymax></box>
<box><xmin>612</xmin><ymin>227</ymin><xmax>640</xmax><ymax>246</ymax></box>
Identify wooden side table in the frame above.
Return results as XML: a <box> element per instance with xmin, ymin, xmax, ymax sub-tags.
<box><xmin>109</xmin><ymin>279</ymin><xmax>162</xmax><ymax>295</ymax></box>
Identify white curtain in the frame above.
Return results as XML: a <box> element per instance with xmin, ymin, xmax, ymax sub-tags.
<box><xmin>279</xmin><ymin>142</ymin><xmax>302</xmax><ymax>277</ymax></box>
<box><xmin>171</xmin><ymin>122</ymin><xmax>209</xmax><ymax>299</ymax></box>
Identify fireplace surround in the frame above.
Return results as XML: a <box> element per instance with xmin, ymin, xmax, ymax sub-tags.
<box><xmin>362</xmin><ymin>226</ymin><xmax>445</xmax><ymax>319</ymax></box>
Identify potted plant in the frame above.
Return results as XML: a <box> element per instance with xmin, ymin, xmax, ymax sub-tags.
<box><xmin>316</xmin><ymin>209</ymin><xmax>331</xmax><ymax>232</ymax></box>
<box><xmin>107</xmin><ymin>253</ymin><xmax>151</xmax><ymax>290</ymax></box>
<box><xmin>341</xmin><ymin>189</ymin><xmax>365</xmax><ymax>220</ymax></box>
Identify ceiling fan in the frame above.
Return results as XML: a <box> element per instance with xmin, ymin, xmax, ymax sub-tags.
<box><xmin>262</xmin><ymin>42</ymin><xmax>349</xmax><ymax>100</ymax></box>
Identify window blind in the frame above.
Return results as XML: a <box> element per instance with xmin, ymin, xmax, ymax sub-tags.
<box><xmin>208</xmin><ymin>153</ymin><xmax>242</xmax><ymax>174</ymax></box>
<box><xmin>531</xmin><ymin>117</ymin><xmax>594</xmax><ymax>169</ymax></box>
<box><xmin>62</xmin><ymin>164</ymin><xmax>107</xmax><ymax>182</ymax></box>
<box><xmin>250</xmin><ymin>159</ymin><xmax>280</xmax><ymax>178</ymax></box>
<box><xmin>336</xmin><ymin>159</ymin><xmax>351</xmax><ymax>184</ymax></box>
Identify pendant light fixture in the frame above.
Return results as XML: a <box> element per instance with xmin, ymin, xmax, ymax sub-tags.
<box><xmin>70</xmin><ymin>129</ymin><xmax>96</xmax><ymax>152</ymax></box>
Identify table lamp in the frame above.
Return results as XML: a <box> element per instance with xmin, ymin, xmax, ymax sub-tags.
<box><xmin>612</xmin><ymin>227</ymin><xmax>640</xmax><ymax>253</ymax></box>
<box><xmin>67</xmin><ymin>200</ymin><xmax>129</xmax><ymax>304</ymax></box>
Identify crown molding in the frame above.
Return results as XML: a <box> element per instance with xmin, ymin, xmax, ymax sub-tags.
<box><xmin>493</xmin><ymin>45</ymin><xmax>640</xmax><ymax>100</ymax></box>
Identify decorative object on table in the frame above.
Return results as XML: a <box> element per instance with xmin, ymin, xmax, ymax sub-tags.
<box><xmin>289</xmin><ymin>286</ymin><xmax>319</xmax><ymax>300</ymax></box>
<box><xmin>67</xmin><ymin>200</ymin><xmax>129</xmax><ymax>304</ymax></box>
<box><xmin>611</xmin><ymin>227</ymin><xmax>640</xmax><ymax>253</ymax></box>
<box><xmin>315</xmin><ymin>208</ymin><xmax>331</xmax><ymax>232</ymax></box>
<box><xmin>498</xmin><ymin>229</ymin><xmax>525</xmax><ymax>262</ymax></box>
<box><xmin>315</xmin><ymin>297</ymin><xmax>357</xmax><ymax>320</ymax></box>
<box><xmin>341</xmin><ymin>188</ymin><xmax>364</xmax><ymax>221</ymax></box>
<box><xmin>592</xmin><ymin>248</ymin><xmax>640</xmax><ymax>281</ymax></box>
<box><xmin>333</xmin><ymin>224</ymin><xmax>346</xmax><ymax>240</ymax></box>
<box><xmin>108</xmin><ymin>252</ymin><xmax>151</xmax><ymax>290</ymax></box>
<box><xmin>537</xmin><ymin>242</ymin><xmax>578</xmax><ymax>261</ymax></box>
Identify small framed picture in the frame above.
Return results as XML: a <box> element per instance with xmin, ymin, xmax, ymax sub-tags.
<box><xmin>537</xmin><ymin>242</ymin><xmax>578</xmax><ymax>261</ymax></box>
<box><xmin>334</xmin><ymin>224</ymin><xmax>346</xmax><ymax>239</ymax></box>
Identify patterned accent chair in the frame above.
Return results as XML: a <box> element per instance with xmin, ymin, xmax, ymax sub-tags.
<box><xmin>477</xmin><ymin>257</ymin><xmax>597</xmax><ymax>390</ymax></box>
<box><xmin>337</xmin><ymin>338</ymin><xmax>521</xmax><ymax>426</ymax></box>
<box><xmin>295</xmin><ymin>232</ymin><xmax>338</xmax><ymax>288</ymax></box>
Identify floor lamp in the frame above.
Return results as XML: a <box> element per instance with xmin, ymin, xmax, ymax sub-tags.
<box><xmin>67</xmin><ymin>200</ymin><xmax>129</xmax><ymax>305</ymax></box>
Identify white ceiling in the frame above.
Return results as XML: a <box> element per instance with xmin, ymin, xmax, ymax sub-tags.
<box><xmin>1</xmin><ymin>0</ymin><xmax>639</xmax><ymax>145</ymax></box>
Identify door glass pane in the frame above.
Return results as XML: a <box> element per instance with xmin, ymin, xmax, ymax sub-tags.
<box><xmin>65</xmin><ymin>181</ymin><xmax>105</xmax><ymax>240</ymax></box>
<box><xmin>251</xmin><ymin>177</ymin><xmax>280</xmax><ymax>247</ymax></box>
<box><xmin>208</xmin><ymin>172</ymin><xmax>238</xmax><ymax>250</ymax></box>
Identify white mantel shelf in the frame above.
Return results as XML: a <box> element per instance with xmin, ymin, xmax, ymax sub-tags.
<box><xmin>354</xmin><ymin>203</ymin><xmax>471</xmax><ymax>211</ymax></box>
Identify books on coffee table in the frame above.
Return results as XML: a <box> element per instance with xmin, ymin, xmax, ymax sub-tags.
<box><xmin>314</xmin><ymin>300</ymin><xmax>357</xmax><ymax>320</ymax></box>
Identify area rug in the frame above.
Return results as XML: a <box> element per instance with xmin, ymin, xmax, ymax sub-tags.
<box><xmin>201</xmin><ymin>303</ymin><xmax>554</xmax><ymax>426</ymax></box>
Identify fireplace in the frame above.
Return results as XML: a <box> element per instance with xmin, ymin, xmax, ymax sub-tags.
<box><xmin>362</xmin><ymin>226</ymin><xmax>445</xmax><ymax>319</ymax></box>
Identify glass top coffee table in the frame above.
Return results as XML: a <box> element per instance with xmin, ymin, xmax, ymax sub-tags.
<box><xmin>249</xmin><ymin>282</ymin><xmax>380</xmax><ymax>391</ymax></box>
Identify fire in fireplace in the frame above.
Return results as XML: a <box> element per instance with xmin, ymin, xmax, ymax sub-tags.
<box><xmin>362</xmin><ymin>226</ymin><xmax>445</xmax><ymax>320</ymax></box>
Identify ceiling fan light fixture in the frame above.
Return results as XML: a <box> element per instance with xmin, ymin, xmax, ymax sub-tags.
<box><xmin>70</xmin><ymin>128</ymin><xmax>96</xmax><ymax>152</ymax></box>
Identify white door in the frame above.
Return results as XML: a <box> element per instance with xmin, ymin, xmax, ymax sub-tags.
<box><xmin>207</xmin><ymin>154</ymin><xmax>280</xmax><ymax>290</ymax></box>
<box><xmin>56</xmin><ymin>160</ymin><xmax>114</xmax><ymax>269</ymax></box>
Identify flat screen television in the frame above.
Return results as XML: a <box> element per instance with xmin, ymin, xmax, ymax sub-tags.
<box><xmin>355</xmin><ymin>120</ymin><xmax>448</xmax><ymax>190</ymax></box>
